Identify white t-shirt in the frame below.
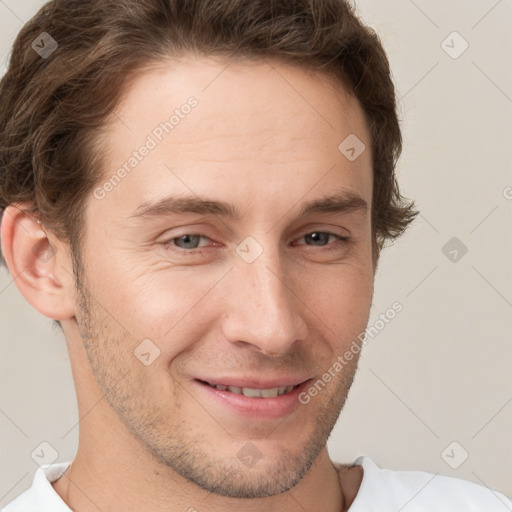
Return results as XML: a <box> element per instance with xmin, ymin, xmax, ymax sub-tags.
<box><xmin>3</xmin><ymin>455</ymin><xmax>511</xmax><ymax>511</ymax></box>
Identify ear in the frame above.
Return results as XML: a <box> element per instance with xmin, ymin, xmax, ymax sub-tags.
<box><xmin>0</xmin><ymin>203</ymin><xmax>76</xmax><ymax>320</ymax></box>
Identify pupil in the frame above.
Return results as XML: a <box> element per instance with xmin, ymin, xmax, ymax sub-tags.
<box><xmin>177</xmin><ymin>235</ymin><xmax>200</xmax><ymax>249</ymax></box>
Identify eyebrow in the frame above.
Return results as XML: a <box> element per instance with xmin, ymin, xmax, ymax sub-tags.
<box><xmin>129</xmin><ymin>190</ymin><xmax>368</xmax><ymax>221</ymax></box>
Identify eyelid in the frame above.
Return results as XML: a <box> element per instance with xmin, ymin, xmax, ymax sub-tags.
<box><xmin>295</xmin><ymin>224</ymin><xmax>350</xmax><ymax>238</ymax></box>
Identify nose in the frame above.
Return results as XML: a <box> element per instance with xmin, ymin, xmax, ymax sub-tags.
<box><xmin>219</xmin><ymin>250</ymin><xmax>308</xmax><ymax>356</ymax></box>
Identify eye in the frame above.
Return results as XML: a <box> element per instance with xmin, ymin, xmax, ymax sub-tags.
<box><xmin>295</xmin><ymin>231</ymin><xmax>349</xmax><ymax>248</ymax></box>
<box><xmin>162</xmin><ymin>230</ymin><xmax>349</xmax><ymax>255</ymax></box>
<box><xmin>166</xmin><ymin>234</ymin><xmax>212</xmax><ymax>251</ymax></box>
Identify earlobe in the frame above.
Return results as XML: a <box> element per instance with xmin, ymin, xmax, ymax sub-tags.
<box><xmin>0</xmin><ymin>204</ymin><xmax>76</xmax><ymax>321</ymax></box>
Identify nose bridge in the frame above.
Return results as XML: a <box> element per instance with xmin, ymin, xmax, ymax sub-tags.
<box><xmin>221</xmin><ymin>245</ymin><xmax>307</xmax><ymax>355</ymax></box>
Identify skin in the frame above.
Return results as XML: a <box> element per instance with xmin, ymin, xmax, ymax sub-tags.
<box><xmin>1</xmin><ymin>56</ymin><xmax>374</xmax><ymax>511</ymax></box>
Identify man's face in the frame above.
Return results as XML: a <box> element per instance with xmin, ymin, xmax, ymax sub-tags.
<box><xmin>72</xmin><ymin>57</ymin><xmax>374</xmax><ymax>498</ymax></box>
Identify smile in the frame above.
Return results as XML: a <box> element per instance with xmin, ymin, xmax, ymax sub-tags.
<box><xmin>204</xmin><ymin>381</ymin><xmax>298</xmax><ymax>398</ymax></box>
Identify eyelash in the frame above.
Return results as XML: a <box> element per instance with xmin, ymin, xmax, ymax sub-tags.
<box><xmin>162</xmin><ymin>231</ymin><xmax>350</xmax><ymax>254</ymax></box>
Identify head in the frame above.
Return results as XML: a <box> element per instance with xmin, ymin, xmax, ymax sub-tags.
<box><xmin>0</xmin><ymin>0</ymin><xmax>417</xmax><ymax>499</ymax></box>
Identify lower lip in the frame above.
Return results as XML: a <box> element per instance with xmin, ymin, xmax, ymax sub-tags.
<box><xmin>193</xmin><ymin>380</ymin><xmax>311</xmax><ymax>419</ymax></box>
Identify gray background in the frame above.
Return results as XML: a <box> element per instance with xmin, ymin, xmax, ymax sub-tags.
<box><xmin>1</xmin><ymin>0</ymin><xmax>511</xmax><ymax>507</ymax></box>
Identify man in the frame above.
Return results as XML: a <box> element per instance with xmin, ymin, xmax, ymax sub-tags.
<box><xmin>0</xmin><ymin>0</ymin><xmax>510</xmax><ymax>510</ymax></box>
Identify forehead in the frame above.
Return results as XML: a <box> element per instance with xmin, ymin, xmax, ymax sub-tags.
<box><xmin>91</xmin><ymin>56</ymin><xmax>372</xmax><ymax>220</ymax></box>
<box><xmin>111</xmin><ymin>55</ymin><xmax>367</xmax><ymax>145</ymax></box>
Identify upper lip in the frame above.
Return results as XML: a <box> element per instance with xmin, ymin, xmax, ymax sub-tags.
<box><xmin>196</xmin><ymin>377</ymin><xmax>311</xmax><ymax>389</ymax></box>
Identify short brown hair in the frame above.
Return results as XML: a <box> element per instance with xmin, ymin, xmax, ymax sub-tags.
<box><xmin>0</xmin><ymin>0</ymin><xmax>417</xmax><ymax>273</ymax></box>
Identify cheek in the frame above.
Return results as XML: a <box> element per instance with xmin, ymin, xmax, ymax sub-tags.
<box><xmin>97</xmin><ymin>264</ymin><xmax>227</xmax><ymax>350</ymax></box>
<box><xmin>300</xmin><ymin>264</ymin><xmax>373</xmax><ymax>341</ymax></box>
<box><xmin>84</xmin><ymin>236</ymin><xmax>373</xmax><ymax>360</ymax></box>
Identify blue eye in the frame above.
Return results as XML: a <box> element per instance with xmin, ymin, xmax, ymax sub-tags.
<box><xmin>299</xmin><ymin>232</ymin><xmax>348</xmax><ymax>247</ymax></box>
<box><xmin>169</xmin><ymin>234</ymin><xmax>209</xmax><ymax>250</ymax></box>
<box><xmin>163</xmin><ymin>231</ymin><xmax>349</xmax><ymax>255</ymax></box>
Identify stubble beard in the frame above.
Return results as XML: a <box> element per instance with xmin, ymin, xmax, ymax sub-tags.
<box><xmin>72</xmin><ymin>263</ymin><xmax>359</xmax><ymax>498</ymax></box>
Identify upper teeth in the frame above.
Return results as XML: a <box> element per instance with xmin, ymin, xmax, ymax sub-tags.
<box><xmin>210</xmin><ymin>384</ymin><xmax>295</xmax><ymax>397</ymax></box>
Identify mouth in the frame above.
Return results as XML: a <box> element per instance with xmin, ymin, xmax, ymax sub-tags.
<box><xmin>197</xmin><ymin>380</ymin><xmax>299</xmax><ymax>398</ymax></box>
<box><xmin>193</xmin><ymin>377</ymin><xmax>311</xmax><ymax>418</ymax></box>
